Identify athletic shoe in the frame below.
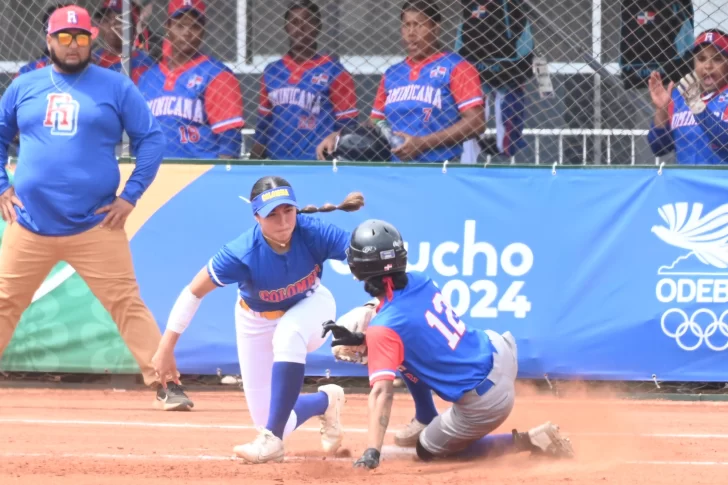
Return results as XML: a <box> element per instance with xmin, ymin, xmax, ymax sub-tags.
<box><xmin>523</xmin><ymin>422</ymin><xmax>575</xmax><ymax>458</ymax></box>
<box><xmin>394</xmin><ymin>418</ymin><xmax>428</xmax><ymax>447</ymax></box>
<box><xmin>155</xmin><ymin>382</ymin><xmax>194</xmax><ymax>411</ymax></box>
<box><xmin>317</xmin><ymin>384</ymin><xmax>345</xmax><ymax>453</ymax></box>
<box><xmin>234</xmin><ymin>428</ymin><xmax>285</xmax><ymax>464</ymax></box>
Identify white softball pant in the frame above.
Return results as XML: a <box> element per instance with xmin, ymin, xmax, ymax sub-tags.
<box><xmin>234</xmin><ymin>283</ymin><xmax>336</xmax><ymax>435</ymax></box>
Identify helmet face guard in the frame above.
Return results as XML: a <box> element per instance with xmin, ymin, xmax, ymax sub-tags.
<box><xmin>347</xmin><ymin>220</ymin><xmax>408</xmax><ymax>281</ymax></box>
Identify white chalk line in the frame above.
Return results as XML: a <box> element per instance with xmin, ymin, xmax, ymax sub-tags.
<box><xmin>1</xmin><ymin>450</ymin><xmax>727</xmax><ymax>468</ymax></box>
<box><xmin>1</xmin><ymin>418</ymin><xmax>727</xmax><ymax>440</ymax></box>
<box><xmin>0</xmin><ymin>451</ymin><xmax>352</xmax><ymax>464</ymax></box>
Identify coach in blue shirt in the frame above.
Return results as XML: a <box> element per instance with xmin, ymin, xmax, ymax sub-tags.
<box><xmin>0</xmin><ymin>5</ymin><xmax>193</xmax><ymax>411</ymax></box>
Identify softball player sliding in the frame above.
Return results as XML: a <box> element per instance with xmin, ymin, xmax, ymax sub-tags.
<box><xmin>152</xmin><ymin>175</ymin><xmax>364</xmax><ymax>464</ymax></box>
<box><xmin>323</xmin><ymin>219</ymin><xmax>574</xmax><ymax>469</ymax></box>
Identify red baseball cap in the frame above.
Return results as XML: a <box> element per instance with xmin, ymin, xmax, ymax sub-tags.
<box><xmin>48</xmin><ymin>5</ymin><xmax>99</xmax><ymax>38</ymax></box>
<box><xmin>168</xmin><ymin>0</ymin><xmax>206</xmax><ymax>19</ymax></box>
<box><xmin>693</xmin><ymin>31</ymin><xmax>728</xmax><ymax>57</ymax></box>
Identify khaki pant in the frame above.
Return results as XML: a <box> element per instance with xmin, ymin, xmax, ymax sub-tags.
<box><xmin>0</xmin><ymin>222</ymin><xmax>169</xmax><ymax>387</ymax></box>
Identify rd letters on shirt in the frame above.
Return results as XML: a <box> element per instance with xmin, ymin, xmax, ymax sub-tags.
<box><xmin>44</xmin><ymin>93</ymin><xmax>80</xmax><ymax>136</ymax></box>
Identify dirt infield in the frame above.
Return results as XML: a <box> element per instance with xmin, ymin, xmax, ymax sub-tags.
<box><xmin>0</xmin><ymin>383</ymin><xmax>726</xmax><ymax>484</ymax></box>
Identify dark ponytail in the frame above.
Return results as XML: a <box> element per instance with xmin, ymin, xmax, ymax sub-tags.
<box><xmin>298</xmin><ymin>191</ymin><xmax>364</xmax><ymax>214</ymax></box>
<box><xmin>250</xmin><ymin>175</ymin><xmax>365</xmax><ymax>215</ymax></box>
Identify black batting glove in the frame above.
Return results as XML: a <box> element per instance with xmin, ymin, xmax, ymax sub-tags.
<box><xmin>321</xmin><ymin>320</ymin><xmax>366</xmax><ymax>347</ymax></box>
<box><xmin>354</xmin><ymin>448</ymin><xmax>380</xmax><ymax>469</ymax></box>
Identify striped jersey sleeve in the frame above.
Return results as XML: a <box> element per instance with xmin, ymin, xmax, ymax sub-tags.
<box><xmin>450</xmin><ymin>60</ymin><xmax>484</xmax><ymax>112</ymax></box>
<box><xmin>366</xmin><ymin>325</ymin><xmax>405</xmax><ymax>385</ymax></box>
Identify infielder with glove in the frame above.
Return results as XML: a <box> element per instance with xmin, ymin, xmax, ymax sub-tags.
<box><xmin>648</xmin><ymin>29</ymin><xmax>728</xmax><ymax>164</ymax></box>
<box><xmin>323</xmin><ymin>219</ymin><xmax>574</xmax><ymax>470</ymax></box>
<box><xmin>153</xmin><ymin>175</ymin><xmax>364</xmax><ymax>464</ymax></box>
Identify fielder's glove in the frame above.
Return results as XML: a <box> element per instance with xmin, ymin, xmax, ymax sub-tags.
<box><xmin>320</xmin><ymin>298</ymin><xmax>378</xmax><ymax>364</ymax></box>
<box><xmin>354</xmin><ymin>448</ymin><xmax>380</xmax><ymax>469</ymax></box>
<box><xmin>677</xmin><ymin>72</ymin><xmax>707</xmax><ymax>115</ymax></box>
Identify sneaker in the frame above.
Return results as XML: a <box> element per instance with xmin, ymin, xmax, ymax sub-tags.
<box><xmin>155</xmin><ymin>382</ymin><xmax>194</xmax><ymax>411</ymax></box>
<box><xmin>233</xmin><ymin>428</ymin><xmax>285</xmax><ymax>464</ymax></box>
<box><xmin>394</xmin><ymin>418</ymin><xmax>428</xmax><ymax>447</ymax></box>
<box><xmin>317</xmin><ymin>384</ymin><xmax>344</xmax><ymax>453</ymax></box>
<box><xmin>521</xmin><ymin>422</ymin><xmax>574</xmax><ymax>458</ymax></box>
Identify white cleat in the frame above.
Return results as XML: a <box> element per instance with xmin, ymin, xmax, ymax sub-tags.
<box><xmin>233</xmin><ymin>428</ymin><xmax>285</xmax><ymax>464</ymax></box>
<box><xmin>394</xmin><ymin>418</ymin><xmax>428</xmax><ymax>447</ymax></box>
<box><xmin>527</xmin><ymin>422</ymin><xmax>575</xmax><ymax>458</ymax></box>
<box><xmin>318</xmin><ymin>384</ymin><xmax>345</xmax><ymax>453</ymax></box>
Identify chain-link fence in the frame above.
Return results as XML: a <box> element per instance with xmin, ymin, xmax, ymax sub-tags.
<box><xmin>1</xmin><ymin>0</ymin><xmax>727</xmax><ymax>165</ymax></box>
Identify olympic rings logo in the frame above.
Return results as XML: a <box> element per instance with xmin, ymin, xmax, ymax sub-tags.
<box><xmin>660</xmin><ymin>308</ymin><xmax>728</xmax><ymax>351</ymax></box>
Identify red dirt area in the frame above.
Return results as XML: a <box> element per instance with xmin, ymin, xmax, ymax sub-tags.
<box><xmin>0</xmin><ymin>383</ymin><xmax>726</xmax><ymax>485</ymax></box>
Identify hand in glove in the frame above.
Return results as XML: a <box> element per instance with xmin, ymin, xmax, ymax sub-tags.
<box><xmin>321</xmin><ymin>320</ymin><xmax>366</xmax><ymax>347</ymax></box>
<box><xmin>677</xmin><ymin>72</ymin><xmax>707</xmax><ymax>115</ymax></box>
<box><xmin>354</xmin><ymin>448</ymin><xmax>381</xmax><ymax>470</ymax></box>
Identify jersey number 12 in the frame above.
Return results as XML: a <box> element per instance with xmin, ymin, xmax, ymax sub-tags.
<box><xmin>425</xmin><ymin>292</ymin><xmax>466</xmax><ymax>350</ymax></box>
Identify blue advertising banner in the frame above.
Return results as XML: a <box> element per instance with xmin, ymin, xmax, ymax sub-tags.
<box><xmin>126</xmin><ymin>164</ymin><xmax>728</xmax><ymax>382</ymax></box>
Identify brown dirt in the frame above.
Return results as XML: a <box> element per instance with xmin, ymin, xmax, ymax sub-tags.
<box><xmin>0</xmin><ymin>383</ymin><xmax>725</xmax><ymax>484</ymax></box>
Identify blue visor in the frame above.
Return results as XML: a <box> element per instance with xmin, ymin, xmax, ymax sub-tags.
<box><xmin>252</xmin><ymin>187</ymin><xmax>298</xmax><ymax>217</ymax></box>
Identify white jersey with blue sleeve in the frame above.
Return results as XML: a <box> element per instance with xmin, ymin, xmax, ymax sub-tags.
<box><xmin>206</xmin><ymin>214</ymin><xmax>350</xmax><ymax>313</ymax></box>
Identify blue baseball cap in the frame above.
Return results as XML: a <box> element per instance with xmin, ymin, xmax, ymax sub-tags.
<box><xmin>252</xmin><ymin>186</ymin><xmax>298</xmax><ymax>217</ymax></box>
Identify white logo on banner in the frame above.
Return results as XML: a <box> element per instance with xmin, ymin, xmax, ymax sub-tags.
<box><xmin>329</xmin><ymin>220</ymin><xmax>534</xmax><ymax>320</ymax></box>
<box><xmin>652</xmin><ymin>202</ymin><xmax>728</xmax><ymax>351</ymax></box>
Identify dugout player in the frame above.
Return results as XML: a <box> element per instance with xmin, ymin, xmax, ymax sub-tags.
<box><xmin>92</xmin><ymin>0</ymin><xmax>156</xmax><ymax>84</ymax></box>
<box><xmin>0</xmin><ymin>5</ymin><xmax>193</xmax><ymax>411</ymax></box>
<box><xmin>648</xmin><ymin>29</ymin><xmax>728</xmax><ymax>164</ymax></box>
<box><xmin>317</xmin><ymin>0</ymin><xmax>485</xmax><ymax>163</ymax></box>
<box><xmin>15</xmin><ymin>1</ymin><xmax>74</xmax><ymax>77</ymax></box>
<box><xmin>456</xmin><ymin>0</ymin><xmax>533</xmax><ymax>161</ymax></box>
<box><xmin>323</xmin><ymin>219</ymin><xmax>574</xmax><ymax>469</ymax></box>
<box><xmin>250</xmin><ymin>0</ymin><xmax>360</xmax><ymax>161</ymax></box>
<box><xmin>137</xmin><ymin>0</ymin><xmax>245</xmax><ymax>159</ymax></box>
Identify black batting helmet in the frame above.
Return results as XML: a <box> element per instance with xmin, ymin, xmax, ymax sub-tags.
<box><xmin>333</xmin><ymin>124</ymin><xmax>391</xmax><ymax>162</ymax></box>
<box><xmin>347</xmin><ymin>219</ymin><xmax>408</xmax><ymax>281</ymax></box>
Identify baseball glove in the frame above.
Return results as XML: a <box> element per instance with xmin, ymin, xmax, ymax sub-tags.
<box><xmin>677</xmin><ymin>72</ymin><xmax>707</xmax><ymax>115</ymax></box>
<box><xmin>321</xmin><ymin>298</ymin><xmax>378</xmax><ymax>365</ymax></box>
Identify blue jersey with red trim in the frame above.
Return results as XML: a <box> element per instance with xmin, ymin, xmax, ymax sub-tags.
<box><xmin>206</xmin><ymin>214</ymin><xmax>350</xmax><ymax>312</ymax></box>
<box><xmin>365</xmin><ymin>272</ymin><xmax>494</xmax><ymax>403</ymax></box>
<box><xmin>92</xmin><ymin>48</ymin><xmax>156</xmax><ymax>85</ymax></box>
<box><xmin>137</xmin><ymin>55</ymin><xmax>245</xmax><ymax>159</ymax></box>
<box><xmin>254</xmin><ymin>54</ymin><xmax>359</xmax><ymax>160</ymax></box>
<box><xmin>648</xmin><ymin>86</ymin><xmax>728</xmax><ymax>165</ymax></box>
<box><xmin>372</xmin><ymin>52</ymin><xmax>484</xmax><ymax>163</ymax></box>
<box><xmin>15</xmin><ymin>56</ymin><xmax>51</xmax><ymax>77</ymax></box>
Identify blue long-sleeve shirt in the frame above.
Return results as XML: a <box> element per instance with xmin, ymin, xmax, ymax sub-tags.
<box><xmin>647</xmin><ymin>86</ymin><xmax>728</xmax><ymax>165</ymax></box>
<box><xmin>0</xmin><ymin>65</ymin><xmax>165</xmax><ymax>236</ymax></box>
